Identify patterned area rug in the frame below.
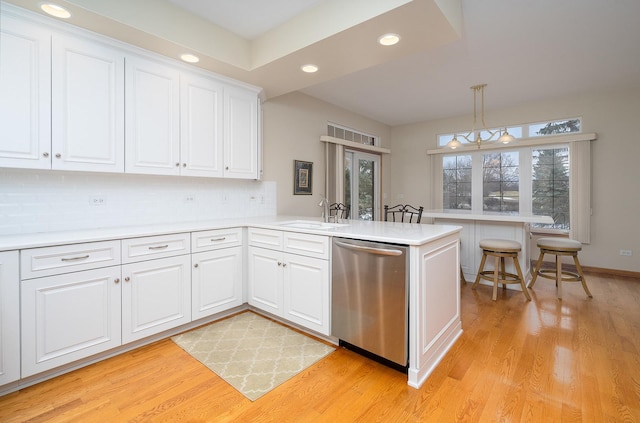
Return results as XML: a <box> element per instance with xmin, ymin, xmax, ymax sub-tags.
<box><xmin>171</xmin><ymin>312</ymin><xmax>335</xmax><ymax>401</ymax></box>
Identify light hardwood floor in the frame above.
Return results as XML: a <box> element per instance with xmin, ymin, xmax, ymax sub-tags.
<box><xmin>1</xmin><ymin>272</ymin><xmax>639</xmax><ymax>422</ymax></box>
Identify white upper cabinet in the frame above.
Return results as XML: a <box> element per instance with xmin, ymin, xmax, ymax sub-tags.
<box><xmin>0</xmin><ymin>6</ymin><xmax>261</xmax><ymax>179</ymax></box>
<box><xmin>125</xmin><ymin>55</ymin><xmax>181</xmax><ymax>175</ymax></box>
<box><xmin>52</xmin><ymin>35</ymin><xmax>125</xmax><ymax>172</ymax></box>
<box><xmin>180</xmin><ymin>72</ymin><xmax>224</xmax><ymax>177</ymax></box>
<box><xmin>224</xmin><ymin>85</ymin><xmax>259</xmax><ymax>179</ymax></box>
<box><xmin>0</xmin><ymin>14</ymin><xmax>51</xmax><ymax>169</ymax></box>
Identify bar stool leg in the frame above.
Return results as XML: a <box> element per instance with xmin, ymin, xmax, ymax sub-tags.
<box><xmin>529</xmin><ymin>251</ymin><xmax>545</xmax><ymax>288</ymax></box>
<box><xmin>556</xmin><ymin>254</ymin><xmax>563</xmax><ymax>299</ymax></box>
<box><xmin>473</xmin><ymin>253</ymin><xmax>487</xmax><ymax>290</ymax></box>
<box><xmin>573</xmin><ymin>254</ymin><xmax>593</xmax><ymax>298</ymax></box>
<box><xmin>513</xmin><ymin>255</ymin><xmax>531</xmax><ymax>300</ymax></box>
<box><xmin>492</xmin><ymin>255</ymin><xmax>500</xmax><ymax>301</ymax></box>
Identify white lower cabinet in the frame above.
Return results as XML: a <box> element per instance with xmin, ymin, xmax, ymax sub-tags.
<box><xmin>248</xmin><ymin>228</ymin><xmax>330</xmax><ymax>335</ymax></box>
<box><xmin>282</xmin><ymin>253</ymin><xmax>329</xmax><ymax>335</ymax></box>
<box><xmin>192</xmin><ymin>247</ymin><xmax>243</xmax><ymax>319</ymax></box>
<box><xmin>0</xmin><ymin>251</ymin><xmax>20</xmax><ymax>386</ymax></box>
<box><xmin>121</xmin><ymin>254</ymin><xmax>191</xmax><ymax>344</ymax></box>
<box><xmin>248</xmin><ymin>246</ymin><xmax>282</xmax><ymax>315</ymax></box>
<box><xmin>20</xmin><ymin>265</ymin><xmax>122</xmax><ymax>377</ymax></box>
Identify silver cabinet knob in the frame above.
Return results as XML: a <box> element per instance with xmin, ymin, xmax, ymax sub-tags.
<box><xmin>114</xmin><ymin>278</ymin><xmax>120</xmax><ymax>284</ymax></box>
<box><xmin>55</xmin><ymin>153</ymin><xmax>61</xmax><ymax>158</ymax></box>
<box><xmin>43</xmin><ymin>152</ymin><xmax>49</xmax><ymax>158</ymax></box>
<box><xmin>225</xmin><ymin>166</ymin><xmax>229</xmax><ymax>170</ymax></box>
<box><xmin>183</xmin><ymin>163</ymin><xmax>187</xmax><ymax>167</ymax></box>
<box><xmin>124</xmin><ymin>276</ymin><xmax>130</xmax><ymax>282</ymax></box>
<box><xmin>277</xmin><ymin>261</ymin><xmax>282</xmax><ymax>266</ymax></box>
<box><xmin>282</xmin><ymin>263</ymin><xmax>287</xmax><ymax>267</ymax></box>
<box><xmin>175</xmin><ymin>163</ymin><xmax>180</xmax><ymax>167</ymax></box>
<box><xmin>194</xmin><ymin>263</ymin><xmax>199</xmax><ymax>268</ymax></box>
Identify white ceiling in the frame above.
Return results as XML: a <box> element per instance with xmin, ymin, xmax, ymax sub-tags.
<box><xmin>6</xmin><ymin>0</ymin><xmax>640</xmax><ymax>126</ymax></box>
<box><xmin>167</xmin><ymin>0</ymin><xmax>324</xmax><ymax>40</ymax></box>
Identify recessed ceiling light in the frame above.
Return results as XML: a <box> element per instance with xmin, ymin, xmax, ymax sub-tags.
<box><xmin>378</xmin><ymin>33</ymin><xmax>400</xmax><ymax>46</ymax></box>
<box><xmin>40</xmin><ymin>3</ymin><xmax>71</xmax><ymax>19</ymax></box>
<box><xmin>180</xmin><ymin>53</ymin><xmax>200</xmax><ymax>63</ymax></box>
<box><xmin>301</xmin><ymin>64</ymin><xmax>318</xmax><ymax>73</ymax></box>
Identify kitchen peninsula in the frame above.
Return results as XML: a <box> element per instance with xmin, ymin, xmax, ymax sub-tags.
<box><xmin>0</xmin><ymin>216</ymin><xmax>462</xmax><ymax>394</ymax></box>
<box><xmin>423</xmin><ymin>209</ymin><xmax>554</xmax><ymax>283</ymax></box>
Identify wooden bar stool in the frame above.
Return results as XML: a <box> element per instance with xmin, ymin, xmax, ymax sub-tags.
<box><xmin>529</xmin><ymin>237</ymin><xmax>592</xmax><ymax>299</ymax></box>
<box><xmin>473</xmin><ymin>239</ymin><xmax>531</xmax><ymax>301</ymax></box>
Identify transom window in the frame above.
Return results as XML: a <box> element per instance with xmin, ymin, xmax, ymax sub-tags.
<box><xmin>437</xmin><ymin>117</ymin><xmax>581</xmax><ymax>148</ymax></box>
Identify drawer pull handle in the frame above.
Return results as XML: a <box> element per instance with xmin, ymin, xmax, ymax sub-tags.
<box><xmin>210</xmin><ymin>237</ymin><xmax>226</xmax><ymax>242</ymax></box>
<box><xmin>61</xmin><ymin>254</ymin><xmax>90</xmax><ymax>262</ymax></box>
<box><xmin>148</xmin><ymin>245</ymin><xmax>169</xmax><ymax>250</ymax></box>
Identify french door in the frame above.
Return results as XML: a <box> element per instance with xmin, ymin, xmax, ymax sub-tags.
<box><xmin>345</xmin><ymin>150</ymin><xmax>380</xmax><ymax>220</ymax></box>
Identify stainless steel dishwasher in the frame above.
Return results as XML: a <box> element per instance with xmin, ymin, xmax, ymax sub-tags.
<box><xmin>331</xmin><ymin>237</ymin><xmax>409</xmax><ymax>369</ymax></box>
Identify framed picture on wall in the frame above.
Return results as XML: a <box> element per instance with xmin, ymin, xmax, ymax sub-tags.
<box><xmin>294</xmin><ymin>160</ymin><xmax>313</xmax><ymax>195</ymax></box>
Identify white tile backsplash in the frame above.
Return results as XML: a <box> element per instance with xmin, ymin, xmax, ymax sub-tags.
<box><xmin>0</xmin><ymin>169</ymin><xmax>276</xmax><ymax>235</ymax></box>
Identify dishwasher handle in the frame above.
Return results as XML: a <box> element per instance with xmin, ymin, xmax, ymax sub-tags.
<box><xmin>335</xmin><ymin>241</ymin><xmax>404</xmax><ymax>256</ymax></box>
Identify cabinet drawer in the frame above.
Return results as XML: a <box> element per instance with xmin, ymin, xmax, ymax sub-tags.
<box><xmin>21</xmin><ymin>240</ymin><xmax>121</xmax><ymax>279</ymax></box>
<box><xmin>191</xmin><ymin>228</ymin><xmax>242</xmax><ymax>253</ymax></box>
<box><xmin>284</xmin><ymin>232</ymin><xmax>329</xmax><ymax>259</ymax></box>
<box><xmin>248</xmin><ymin>228</ymin><xmax>283</xmax><ymax>250</ymax></box>
<box><xmin>121</xmin><ymin>233</ymin><xmax>190</xmax><ymax>264</ymax></box>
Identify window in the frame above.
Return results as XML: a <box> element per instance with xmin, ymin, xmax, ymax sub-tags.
<box><xmin>327</xmin><ymin>123</ymin><xmax>377</xmax><ymax>146</ymax></box>
<box><xmin>437</xmin><ymin>117</ymin><xmax>581</xmax><ymax>147</ymax></box>
<box><xmin>532</xmin><ymin>147</ymin><xmax>569</xmax><ymax>229</ymax></box>
<box><xmin>443</xmin><ymin>155</ymin><xmax>472</xmax><ymax>209</ymax></box>
<box><xmin>442</xmin><ymin>146</ymin><xmax>568</xmax><ymax>229</ymax></box>
<box><xmin>483</xmin><ymin>152</ymin><xmax>519</xmax><ymax>212</ymax></box>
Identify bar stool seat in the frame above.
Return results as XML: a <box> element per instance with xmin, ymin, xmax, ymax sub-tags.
<box><xmin>473</xmin><ymin>239</ymin><xmax>531</xmax><ymax>301</ymax></box>
<box><xmin>529</xmin><ymin>237</ymin><xmax>592</xmax><ymax>299</ymax></box>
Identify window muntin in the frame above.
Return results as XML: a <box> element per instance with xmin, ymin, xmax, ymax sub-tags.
<box><xmin>482</xmin><ymin>152</ymin><xmax>519</xmax><ymax>212</ymax></box>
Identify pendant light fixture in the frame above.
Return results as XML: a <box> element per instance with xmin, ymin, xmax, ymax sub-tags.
<box><xmin>447</xmin><ymin>84</ymin><xmax>515</xmax><ymax>149</ymax></box>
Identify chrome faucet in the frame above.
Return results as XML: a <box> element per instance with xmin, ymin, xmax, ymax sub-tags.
<box><xmin>318</xmin><ymin>196</ymin><xmax>330</xmax><ymax>222</ymax></box>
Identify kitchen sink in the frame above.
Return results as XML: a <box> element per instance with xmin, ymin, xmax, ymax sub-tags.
<box><xmin>275</xmin><ymin>220</ymin><xmax>349</xmax><ymax>230</ymax></box>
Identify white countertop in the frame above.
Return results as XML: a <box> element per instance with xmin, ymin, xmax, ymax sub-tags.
<box><xmin>0</xmin><ymin>215</ymin><xmax>462</xmax><ymax>251</ymax></box>
<box><xmin>422</xmin><ymin>209</ymin><xmax>554</xmax><ymax>224</ymax></box>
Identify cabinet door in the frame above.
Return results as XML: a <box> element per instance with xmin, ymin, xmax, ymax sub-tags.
<box><xmin>122</xmin><ymin>255</ymin><xmax>191</xmax><ymax>343</ymax></box>
<box><xmin>192</xmin><ymin>247</ymin><xmax>242</xmax><ymax>320</ymax></box>
<box><xmin>0</xmin><ymin>251</ymin><xmax>19</xmax><ymax>386</ymax></box>
<box><xmin>283</xmin><ymin>253</ymin><xmax>329</xmax><ymax>335</ymax></box>
<box><xmin>51</xmin><ymin>35</ymin><xmax>124</xmax><ymax>172</ymax></box>
<box><xmin>21</xmin><ymin>266</ymin><xmax>122</xmax><ymax>377</ymax></box>
<box><xmin>125</xmin><ymin>55</ymin><xmax>180</xmax><ymax>175</ymax></box>
<box><xmin>223</xmin><ymin>85</ymin><xmax>258</xmax><ymax>179</ymax></box>
<box><xmin>247</xmin><ymin>246</ymin><xmax>282</xmax><ymax>316</ymax></box>
<box><xmin>180</xmin><ymin>73</ymin><xmax>224</xmax><ymax>177</ymax></box>
<box><xmin>0</xmin><ymin>15</ymin><xmax>51</xmax><ymax>169</ymax></box>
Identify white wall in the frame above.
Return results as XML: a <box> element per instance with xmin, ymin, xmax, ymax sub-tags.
<box><xmin>261</xmin><ymin>91</ymin><xmax>392</xmax><ymax>217</ymax></box>
<box><xmin>390</xmin><ymin>86</ymin><xmax>640</xmax><ymax>273</ymax></box>
<box><xmin>0</xmin><ymin>169</ymin><xmax>275</xmax><ymax>235</ymax></box>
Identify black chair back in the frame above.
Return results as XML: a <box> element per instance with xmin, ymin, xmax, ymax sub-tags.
<box><xmin>329</xmin><ymin>202</ymin><xmax>350</xmax><ymax>219</ymax></box>
<box><xmin>384</xmin><ymin>204</ymin><xmax>423</xmax><ymax>223</ymax></box>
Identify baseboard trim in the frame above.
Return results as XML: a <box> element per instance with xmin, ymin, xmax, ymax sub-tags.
<box><xmin>531</xmin><ymin>261</ymin><xmax>640</xmax><ymax>280</ymax></box>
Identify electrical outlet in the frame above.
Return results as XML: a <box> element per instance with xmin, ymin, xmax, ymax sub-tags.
<box><xmin>89</xmin><ymin>196</ymin><xmax>106</xmax><ymax>206</ymax></box>
<box><xmin>184</xmin><ymin>195</ymin><xmax>196</xmax><ymax>203</ymax></box>
<box><xmin>620</xmin><ymin>249</ymin><xmax>632</xmax><ymax>257</ymax></box>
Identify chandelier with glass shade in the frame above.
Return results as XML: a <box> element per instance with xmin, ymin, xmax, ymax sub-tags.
<box><xmin>446</xmin><ymin>84</ymin><xmax>515</xmax><ymax>149</ymax></box>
